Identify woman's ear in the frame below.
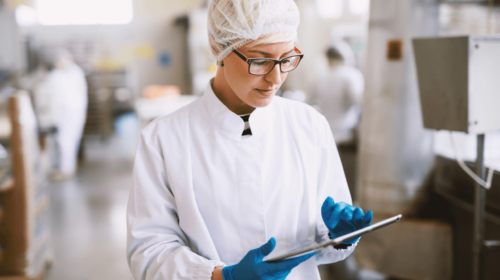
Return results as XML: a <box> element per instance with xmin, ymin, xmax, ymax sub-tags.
<box><xmin>220</xmin><ymin>60</ymin><xmax>224</xmax><ymax>67</ymax></box>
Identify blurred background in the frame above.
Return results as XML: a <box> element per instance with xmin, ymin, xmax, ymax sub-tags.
<box><xmin>0</xmin><ymin>0</ymin><xmax>499</xmax><ymax>279</ymax></box>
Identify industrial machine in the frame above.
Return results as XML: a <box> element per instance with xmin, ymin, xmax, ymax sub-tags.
<box><xmin>413</xmin><ymin>35</ymin><xmax>500</xmax><ymax>134</ymax></box>
<box><xmin>413</xmin><ymin>35</ymin><xmax>500</xmax><ymax>280</ymax></box>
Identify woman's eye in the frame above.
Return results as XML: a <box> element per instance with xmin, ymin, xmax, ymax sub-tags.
<box><xmin>252</xmin><ymin>60</ymin><xmax>268</xmax><ymax>66</ymax></box>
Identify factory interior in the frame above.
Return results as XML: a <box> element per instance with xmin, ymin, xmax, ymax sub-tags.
<box><xmin>0</xmin><ymin>0</ymin><xmax>500</xmax><ymax>279</ymax></box>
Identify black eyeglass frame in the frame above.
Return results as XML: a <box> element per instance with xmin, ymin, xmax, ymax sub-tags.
<box><xmin>232</xmin><ymin>46</ymin><xmax>304</xmax><ymax>76</ymax></box>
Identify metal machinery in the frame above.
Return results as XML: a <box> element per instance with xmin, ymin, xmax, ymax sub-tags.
<box><xmin>85</xmin><ymin>70</ymin><xmax>131</xmax><ymax>139</ymax></box>
<box><xmin>413</xmin><ymin>35</ymin><xmax>500</xmax><ymax>280</ymax></box>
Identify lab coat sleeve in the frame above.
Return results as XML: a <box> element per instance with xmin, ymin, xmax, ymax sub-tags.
<box><xmin>313</xmin><ymin>116</ymin><xmax>358</xmax><ymax>265</ymax></box>
<box><xmin>127</xmin><ymin>132</ymin><xmax>225</xmax><ymax>280</ymax></box>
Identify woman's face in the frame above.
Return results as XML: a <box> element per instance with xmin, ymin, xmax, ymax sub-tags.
<box><xmin>223</xmin><ymin>40</ymin><xmax>295</xmax><ymax>109</ymax></box>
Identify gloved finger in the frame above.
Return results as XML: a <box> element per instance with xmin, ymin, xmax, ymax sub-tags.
<box><xmin>321</xmin><ymin>197</ymin><xmax>335</xmax><ymax>220</ymax></box>
<box><xmin>267</xmin><ymin>252</ymin><xmax>316</xmax><ymax>273</ymax></box>
<box><xmin>256</xmin><ymin>237</ymin><xmax>276</xmax><ymax>261</ymax></box>
<box><xmin>340</xmin><ymin>204</ymin><xmax>354</xmax><ymax>221</ymax></box>
<box><xmin>353</xmin><ymin>207</ymin><xmax>364</xmax><ymax>221</ymax></box>
<box><xmin>362</xmin><ymin>210</ymin><xmax>373</xmax><ymax>227</ymax></box>
<box><xmin>330</xmin><ymin>201</ymin><xmax>348</xmax><ymax>226</ymax></box>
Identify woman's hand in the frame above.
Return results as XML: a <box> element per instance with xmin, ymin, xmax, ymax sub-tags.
<box><xmin>221</xmin><ymin>237</ymin><xmax>315</xmax><ymax>280</ymax></box>
<box><xmin>321</xmin><ymin>197</ymin><xmax>373</xmax><ymax>244</ymax></box>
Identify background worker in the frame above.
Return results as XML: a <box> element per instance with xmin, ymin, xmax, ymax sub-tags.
<box><xmin>48</xmin><ymin>49</ymin><xmax>88</xmax><ymax>181</ymax></box>
<box><xmin>309</xmin><ymin>46</ymin><xmax>364</xmax><ymax>145</ymax></box>
<box><xmin>309</xmin><ymin>46</ymin><xmax>365</xmax><ymax>200</ymax></box>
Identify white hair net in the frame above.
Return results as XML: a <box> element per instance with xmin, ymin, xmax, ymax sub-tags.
<box><xmin>207</xmin><ymin>0</ymin><xmax>300</xmax><ymax>61</ymax></box>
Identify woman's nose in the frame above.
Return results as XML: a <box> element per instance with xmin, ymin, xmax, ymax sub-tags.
<box><xmin>264</xmin><ymin>63</ymin><xmax>282</xmax><ymax>85</ymax></box>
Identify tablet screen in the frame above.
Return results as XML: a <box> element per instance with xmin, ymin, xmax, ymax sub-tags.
<box><xmin>265</xmin><ymin>214</ymin><xmax>402</xmax><ymax>262</ymax></box>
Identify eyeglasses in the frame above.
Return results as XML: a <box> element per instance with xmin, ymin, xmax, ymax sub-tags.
<box><xmin>232</xmin><ymin>46</ymin><xmax>304</xmax><ymax>76</ymax></box>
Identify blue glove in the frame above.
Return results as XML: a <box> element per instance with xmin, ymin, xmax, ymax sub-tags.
<box><xmin>222</xmin><ymin>237</ymin><xmax>315</xmax><ymax>280</ymax></box>
<box><xmin>321</xmin><ymin>197</ymin><xmax>373</xmax><ymax>244</ymax></box>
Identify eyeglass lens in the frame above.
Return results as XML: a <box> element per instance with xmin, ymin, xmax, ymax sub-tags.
<box><xmin>249</xmin><ymin>56</ymin><xmax>301</xmax><ymax>75</ymax></box>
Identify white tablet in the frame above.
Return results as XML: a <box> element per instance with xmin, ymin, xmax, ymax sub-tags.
<box><xmin>265</xmin><ymin>214</ymin><xmax>402</xmax><ymax>262</ymax></box>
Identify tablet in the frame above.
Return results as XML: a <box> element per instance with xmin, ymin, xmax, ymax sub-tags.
<box><xmin>265</xmin><ymin>214</ymin><xmax>402</xmax><ymax>262</ymax></box>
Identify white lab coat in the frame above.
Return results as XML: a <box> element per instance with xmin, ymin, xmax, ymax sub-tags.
<box><xmin>127</xmin><ymin>81</ymin><xmax>355</xmax><ymax>280</ymax></box>
<box><xmin>48</xmin><ymin>63</ymin><xmax>88</xmax><ymax>173</ymax></box>
<box><xmin>309</xmin><ymin>65</ymin><xmax>364</xmax><ymax>144</ymax></box>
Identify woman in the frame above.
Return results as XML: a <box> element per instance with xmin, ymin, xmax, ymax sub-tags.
<box><xmin>127</xmin><ymin>0</ymin><xmax>372</xmax><ymax>279</ymax></box>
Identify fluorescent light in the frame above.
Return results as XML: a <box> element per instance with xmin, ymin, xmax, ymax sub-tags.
<box><xmin>349</xmin><ymin>0</ymin><xmax>370</xmax><ymax>15</ymax></box>
<box><xmin>37</xmin><ymin>0</ymin><xmax>133</xmax><ymax>25</ymax></box>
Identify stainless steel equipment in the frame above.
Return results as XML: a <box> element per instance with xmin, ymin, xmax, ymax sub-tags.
<box><xmin>413</xmin><ymin>35</ymin><xmax>500</xmax><ymax>280</ymax></box>
<box><xmin>413</xmin><ymin>35</ymin><xmax>500</xmax><ymax>134</ymax></box>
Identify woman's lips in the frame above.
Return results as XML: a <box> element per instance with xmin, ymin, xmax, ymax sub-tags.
<box><xmin>255</xmin><ymin>88</ymin><xmax>275</xmax><ymax>96</ymax></box>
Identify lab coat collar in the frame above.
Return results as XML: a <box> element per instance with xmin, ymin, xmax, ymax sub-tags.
<box><xmin>202</xmin><ymin>80</ymin><xmax>272</xmax><ymax>140</ymax></box>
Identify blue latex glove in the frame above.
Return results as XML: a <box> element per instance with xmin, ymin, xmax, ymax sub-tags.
<box><xmin>222</xmin><ymin>237</ymin><xmax>315</xmax><ymax>280</ymax></box>
<box><xmin>321</xmin><ymin>197</ymin><xmax>373</xmax><ymax>244</ymax></box>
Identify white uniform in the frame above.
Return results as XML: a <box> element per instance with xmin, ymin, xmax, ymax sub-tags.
<box><xmin>48</xmin><ymin>63</ymin><xmax>88</xmax><ymax>174</ymax></box>
<box><xmin>310</xmin><ymin>65</ymin><xmax>364</xmax><ymax>144</ymax></box>
<box><xmin>127</xmin><ymin>81</ymin><xmax>355</xmax><ymax>280</ymax></box>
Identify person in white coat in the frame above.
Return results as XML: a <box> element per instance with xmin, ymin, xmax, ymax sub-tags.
<box><xmin>309</xmin><ymin>46</ymin><xmax>364</xmax><ymax>145</ymax></box>
<box><xmin>127</xmin><ymin>1</ymin><xmax>373</xmax><ymax>279</ymax></box>
<box><xmin>48</xmin><ymin>50</ymin><xmax>88</xmax><ymax>181</ymax></box>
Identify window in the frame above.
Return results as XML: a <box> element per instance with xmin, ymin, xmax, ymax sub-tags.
<box><xmin>36</xmin><ymin>0</ymin><xmax>133</xmax><ymax>25</ymax></box>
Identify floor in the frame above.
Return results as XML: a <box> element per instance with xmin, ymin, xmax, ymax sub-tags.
<box><xmin>44</xmin><ymin>137</ymin><xmax>135</xmax><ymax>280</ymax></box>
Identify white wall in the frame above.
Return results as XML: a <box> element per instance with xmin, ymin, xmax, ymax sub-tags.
<box><xmin>357</xmin><ymin>0</ymin><xmax>438</xmax><ymax>214</ymax></box>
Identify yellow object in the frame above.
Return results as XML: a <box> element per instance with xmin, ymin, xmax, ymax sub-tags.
<box><xmin>94</xmin><ymin>58</ymin><xmax>123</xmax><ymax>71</ymax></box>
<box><xmin>135</xmin><ymin>45</ymin><xmax>155</xmax><ymax>59</ymax></box>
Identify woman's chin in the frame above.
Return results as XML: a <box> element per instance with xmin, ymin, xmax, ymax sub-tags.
<box><xmin>248</xmin><ymin>94</ymin><xmax>274</xmax><ymax>108</ymax></box>
<box><xmin>251</xmin><ymin>98</ymin><xmax>273</xmax><ymax>108</ymax></box>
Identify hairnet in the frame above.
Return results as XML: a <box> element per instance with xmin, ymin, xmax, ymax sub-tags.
<box><xmin>207</xmin><ymin>0</ymin><xmax>300</xmax><ymax>61</ymax></box>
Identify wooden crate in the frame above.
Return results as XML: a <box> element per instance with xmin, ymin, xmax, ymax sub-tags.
<box><xmin>0</xmin><ymin>92</ymin><xmax>52</xmax><ymax>279</ymax></box>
